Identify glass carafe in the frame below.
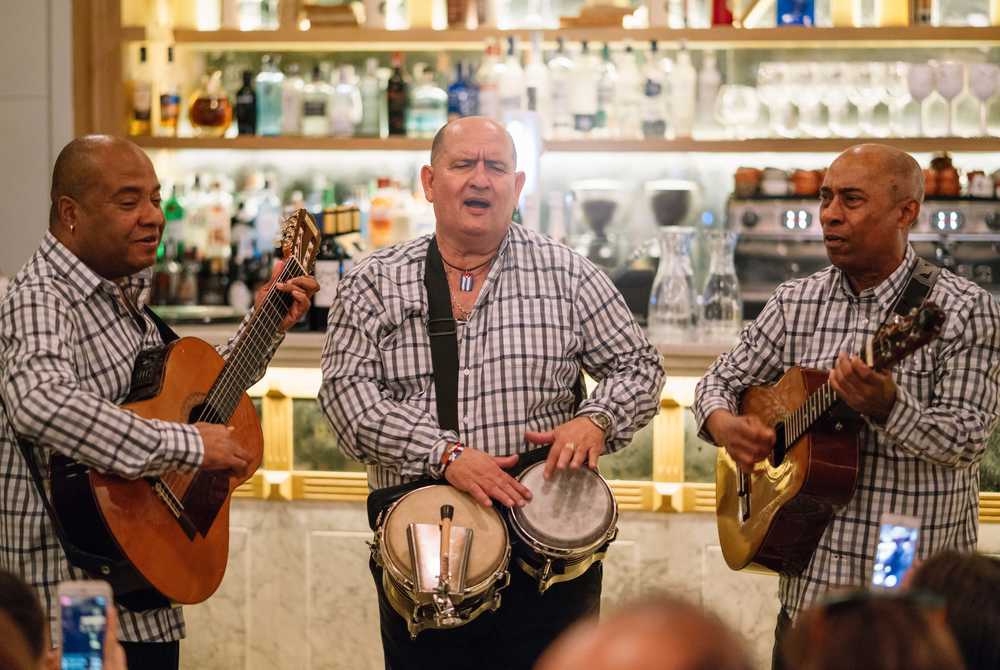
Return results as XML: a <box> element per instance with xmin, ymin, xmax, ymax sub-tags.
<box><xmin>701</xmin><ymin>231</ymin><xmax>743</xmax><ymax>343</ymax></box>
<box><xmin>648</xmin><ymin>227</ymin><xmax>697</xmax><ymax>344</ymax></box>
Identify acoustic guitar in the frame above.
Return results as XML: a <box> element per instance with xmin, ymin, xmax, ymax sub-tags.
<box><xmin>716</xmin><ymin>302</ymin><xmax>945</xmax><ymax>575</ymax></box>
<box><xmin>49</xmin><ymin>209</ymin><xmax>319</xmax><ymax>606</ymax></box>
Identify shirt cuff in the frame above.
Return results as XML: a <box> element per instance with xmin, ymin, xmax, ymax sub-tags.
<box><xmin>575</xmin><ymin>404</ymin><xmax>616</xmax><ymax>440</ymax></box>
<box><xmin>695</xmin><ymin>399</ymin><xmax>737</xmax><ymax>445</ymax></box>
<box><xmin>412</xmin><ymin>433</ymin><xmax>458</xmax><ymax>480</ymax></box>
<box><xmin>152</xmin><ymin>421</ymin><xmax>204</xmax><ymax>471</ymax></box>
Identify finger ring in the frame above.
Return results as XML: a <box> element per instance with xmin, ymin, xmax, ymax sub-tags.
<box><xmin>563</xmin><ymin>442</ymin><xmax>576</xmax><ymax>451</ymax></box>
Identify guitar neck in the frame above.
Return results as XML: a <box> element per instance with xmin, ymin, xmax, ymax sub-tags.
<box><xmin>782</xmin><ymin>380</ymin><xmax>841</xmax><ymax>450</ymax></box>
<box><xmin>204</xmin><ymin>258</ymin><xmax>305</xmax><ymax>422</ymax></box>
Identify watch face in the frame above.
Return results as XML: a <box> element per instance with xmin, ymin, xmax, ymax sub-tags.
<box><xmin>591</xmin><ymin>414</ymin><xmax>610</xmax><ymax>430</ymax></box>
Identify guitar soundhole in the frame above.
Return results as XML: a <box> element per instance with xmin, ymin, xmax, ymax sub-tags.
<box><xmin>188</xmin><ymin>402</ymin><xmax>225</xmax><ymax>425</ymax></box>
<box><xmin>769</xmin><ymin>422</ymin><xmax>788</xmax><ymax>467</ymax></box>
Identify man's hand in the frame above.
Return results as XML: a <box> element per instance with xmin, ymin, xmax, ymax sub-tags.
<box><xmin>444</xmin><ymin>448</ymin><xmax>533</xmax><ymax>508</ymax></box>
<box><xmin>195</xmin><ymin>423</ymin><xmax>252</xmax><ymax>480</ymax></box>
<box><xmin>255</xmin><ymin>259</ymin><xmax>320</xmax><ymax>332</ymax></box>
<box><xmin>527</xmin><ymin>417</ymin><xmax>606</xmax><ymax>480</ymax></box>
<box><xmin>829</xmin><ymin>352</ymin><xmax>897</xmax><ymax>423</ymax></box>
<box><xmin>705</xmin><ymin>410</ymin><xmax>776</xmax><ymax>473</ymax></box>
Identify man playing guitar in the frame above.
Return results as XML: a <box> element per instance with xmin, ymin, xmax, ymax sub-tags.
<box><xmin>694</xmin><ymin>144</ymin><xmax>1000</xmax><ymax>669</ymax></box>
<box><xmin>0</xmin><ymin>136</ymin><xmax>318</xmax><ymax>670</ymax></box>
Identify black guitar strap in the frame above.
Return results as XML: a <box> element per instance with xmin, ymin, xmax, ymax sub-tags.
<box><xmin>143</xmin><ymin>304</ymin><xmax>180</xmax><ymax>345</ymax></box>
<box><xmin>890</xmin><ymin>257</ymin><xmax>940</xmax><ymax>318</ymax></box>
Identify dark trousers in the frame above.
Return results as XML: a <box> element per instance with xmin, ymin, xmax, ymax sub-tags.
<box><xmin>121</xmin><ymin>640</ymin><xmax>180</xmax><ymax>670</ymax></box>
<box><xmin>772</xmin><ymin>607</ymin><xmax>792</xmax><ymax>670</ymax></box>
<box><xmin>371</xmin><ymin>557</ymin><xmax>602</xmax><ymax>670</ymax></box>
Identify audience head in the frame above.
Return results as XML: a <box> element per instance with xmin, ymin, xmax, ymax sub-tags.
<box><xmin>782</xmin><ymin>590</ymin><xmax>965</xmax><ymax>670</ymax></box>
<box><xmin>909</xmin><ymin>550</ymin><xmax>1000</xmax><ymax>670</ymax></box>
<box><xmin>0</xmin><ymin>570</ymin><xmax>46</xmax><ymax>670</ymax></box>
<box><xmin>534</xmin><ymin>593</ymin><xmax>753</xmax><ymax>670</ymax></box>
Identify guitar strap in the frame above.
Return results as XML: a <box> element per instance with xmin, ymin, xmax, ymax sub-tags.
<box><xmin>890</xmin><ymin>257</ymin><xmax>940</xmax><ymax>319</ymax></box>
<box><xmin>4</xmin><ymin>305</ymin><xmax>181</xmax><ymax>608</ymax></box>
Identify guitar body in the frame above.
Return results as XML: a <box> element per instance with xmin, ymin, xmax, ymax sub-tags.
<box><xmin>51</xmin><ymin>337</ymin><xmax>263</xmax><ymax>605</ymax></box>
<box><xmin>716</xmin><ymin>367</ymin><xmax>860</xmax><ymax>575</ymax></box>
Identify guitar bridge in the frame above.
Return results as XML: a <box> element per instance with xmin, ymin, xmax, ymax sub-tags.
<box><xmin>150</xmin><ymin>478</ymin><xmax>198</xmax><ymax>541</ymax></box>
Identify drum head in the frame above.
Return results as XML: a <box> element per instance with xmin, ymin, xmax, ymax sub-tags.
<box><xmin>383</xmin><ymin>485</ymin><xmax>508</xmax><ymax>586</ymax></box>
<box><xmin>512</xmin><ymin>463</ymin><xmax>615</xmax><ymax>550</ymax></box>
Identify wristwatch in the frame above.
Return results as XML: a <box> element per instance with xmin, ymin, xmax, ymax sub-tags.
<box><xmin>586</xmin><ymin>412</ymin><xmax>612</xmax><ymax>436</ymax></box>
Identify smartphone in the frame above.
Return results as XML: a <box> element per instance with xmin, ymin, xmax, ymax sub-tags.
<box><xmin>871</xmin><ymin>513</ymin><xmax>920</xmax><ymax>590</ymax></box>
<box><xmin>58</xmin><ymin>580</ymin><xmax>111</xmax><ymax>670</ymax></box>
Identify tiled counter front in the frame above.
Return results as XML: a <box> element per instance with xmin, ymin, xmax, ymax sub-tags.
<box><xmin>179</xmin><ymin>500</ymin><xmax>1000</xmax><ymax>670</ymax></box>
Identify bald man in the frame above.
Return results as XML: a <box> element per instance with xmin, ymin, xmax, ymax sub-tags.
<box><xmin>535</xmin><ymin>596</ymin><xmax>752</xmax><ymax>670</ymax></box>
<box><xmin>319</xmin><ymin>117</ymin><xmax>664</xmax><ymax>669</ymax></box>
<box><xmin>694</xmin><ymin>144</ymin><xmax>1000</xmax><ymax>669</ymax></box>
<box><xmin>0</xmin><ymin>136</ymin><xmax>317</xmax><ymax>670</ymax></box>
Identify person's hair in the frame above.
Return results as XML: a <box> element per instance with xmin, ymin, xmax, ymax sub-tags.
<box><xmin>429</xmin><ymin>117</ymin><xmax>517</xmax><ymax>167</ymax></box>
<box><xmin>782</xmin><ymin>590</ymin><xmax>965</xmax><ymax>670</ymax></box>
<box><xmin>910</xmin><ymin>550</ymin><xmax>1000</xmax><ymax>670</ymax></box>
<box><xmin>0</xmin><ymin>569</ymin><xmax>46</xmax><ymax>660</ymax></box>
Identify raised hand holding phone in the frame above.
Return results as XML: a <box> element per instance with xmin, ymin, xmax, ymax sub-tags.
<box><xmin>871</xmin><ymin>513</ymin><xmax>920</xmax><ymax>590</ymax></box>
<box><xmin>57</xmin><ymin>580</ymin><xmax>127</xmax><ymax>670</ymax></box>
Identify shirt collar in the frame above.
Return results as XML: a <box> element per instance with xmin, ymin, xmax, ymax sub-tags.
<box><xmin>40</xmin><ymin>231</ymin><xmax>153</xmax><ymax>304</ymax></box>
<box><xmin>827</xmin><ymin>245</ymin><xmax>917</xmax><ymax>310</ymax></box>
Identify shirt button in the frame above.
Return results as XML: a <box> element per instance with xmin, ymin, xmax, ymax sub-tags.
<box><xmin>463</xmin><ymin>368</ymin><xmax>470</xmax><ymax>376</ymax></box>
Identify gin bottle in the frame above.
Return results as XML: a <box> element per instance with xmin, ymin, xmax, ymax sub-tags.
<box><xmin>255</xmin><ymin>55</ymin><xmax>284</xmax><ymax>136</ymax></box>
<box><xmin>301</xmin><ymin>64</ymin><xmax>332</xmax><ymax>136</ymax></box>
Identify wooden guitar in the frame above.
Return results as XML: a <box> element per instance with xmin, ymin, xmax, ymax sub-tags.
<box><xmin>716</xmin><ymin>302</ymin><xmax>945</xmax><ymax>575</ymax></box>
<box><xmin>49</xmin><ymin>209</ymin><xmax>319</xmax><ymax>606</ymax></box>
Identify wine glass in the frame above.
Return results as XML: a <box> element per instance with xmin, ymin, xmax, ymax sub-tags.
<box><xmin>820</xmin><ymin>62</ymin><xmax>853</xmax><ymax>137</ymax></box>
<box><xmin>935</xmin><ymin>61</ymin><xmax>965</xmax><ymax>136</ymax></box>
<box><xmin>884</xmin><ymin>62</ymin><xmax>911</xmax><ymax>137</ymax></box>
<box><xmin>969</xmin><ymin>63</ymin><xmax>999</xmax><ymax>137</ymax></box>
<box><xmin>715</xmin><ymin>85</ymin><xmax>760</xmax><ymax>139</ymax></box>
<box><xmin>906</xmin><ymin>63</ymin><xmax>935</xmax><ymax>137</ymax></box>
<box><xmin>757</xmin><ymin>62</ymin><xmax>797</xmax><ymax>138</ymax></box>
<box><xmin>847</xmin><ymin>62</ymin><xmax>887</xmax><ymax>137</ymax></box>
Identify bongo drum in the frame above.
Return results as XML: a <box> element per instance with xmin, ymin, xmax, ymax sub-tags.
<box><xmin>373</xmin><ymin>485</ymin><xmax>511</xmax><ymax>638</ymax></box>
<box><xmin>508</xmin><ymin>463</ymin><xmax>618</xmax><ymax>593</ymax></box>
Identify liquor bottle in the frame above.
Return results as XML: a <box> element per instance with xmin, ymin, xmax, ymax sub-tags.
<box><xmin>151</xmin><ymin>242</ymin><xmax>170</xmax><ymax>306</ymax></box>
<box><xmin>199</xmin><ymin>258</ymin><xmax>229</xmax><ymax>306</ymax></box>
<box><xmin>358</xmin><ymin>57</ymin><xmax>383</xmax><ymax>137</ymax></box>
<box><xmin>161</xmin><ymin>184</ymin><xmax>186</xmax><ymax>254</ymax></box>
<box><xmin>302</xmin><ymin>64</ymin><xmax>332</xmax><ymax>136</ymax></box>
<box><xmin>189</xmin><ymin>71</ymin><xmax>233</xmax><ymax>138</ymax></box>
<box><xmin>447</xmin><ymin>62</ymin><xmax>473</xmax><ymax>120</ymax></box>
<box><xmin>641</xmin><ymin>41</ymin><xmax>667</xmax><ymax>138</ymax></box>
<box><xmin>156</xmin><ymin>46</ymin><xmax>180</xmax><ymax>137</ymax></box>
<box><xmin>256</xmin><ymin>55</ymin><xmax>284</xmax><ymax>136</ymax></box>
<box><xmin>671</xmin><ymin>46</ymin><xmax>697</xmax><ymax>139</ymax></box>
<box><xmin>309</xmin><ymin>210</ymin><xmax>345</xmax><ymax>331</ymax></box>
<box><xmin>547</xmin><ymin>37</ymin><xmax>575</xmax><ymax>137</ymax></box>
<box><xmin>227</xmin><ymin>253</ymin><xmax>254</xmax><ymax>312</ymax></box>
<box><xmin>176</xmin><ymin>246</ymin><xmax>200</xmax><ymax>306</ymax></box>
<box><xmin>235</xmin><ymin>70</ymin><xmax>257</xmax><ymax>135</ymax></box>
<box><xmin>524</xmin><ymin>34</ymin><xmax>550</xmax><ymax>132</ymax></box>
<box><xmin>387</xmin><ymin>53</ymin><xmax>409</xmax><ymax>136</ymax></box>
<box><xmin>182</xmin><ymin>175</ymin><xmax>210</xmax><ymax>253</ymax></box>
<box><xmin>330</xmin><ymin>64</ymin><xmax>363</xmax><ymax>137</ymax></box>
<box><xmin>129</xmin><ymin>46</ymin><xmax>152</xmax><ymax>136</ymax></box>
<box><xmin>569</xmin><ymin>41</ymin><xmax>600</xmax><ymax>134</ymax></box>
<box><xmin>204</xmin><ymin>180</ymin><xmax>234</xmax><ymax>259</ymax></box>
<box><xmin>369</xmin><ymin>177</ymin><xmax>395</xmax><ymax>249</ymax></box>
<box><xmin>281</xmin><ymin>63</ymin><xmax>304</xmax><ymax>135</ymax></box>
<box><xmin>499</xmin><ymin>36</ymin><xmax>525</xmax><ymax>115</ymax></box>
<box><xmin>255</xmin><ymin>179</ymin><xmax>283</xmax><ymax>252</ymax></box>
<box><xmin>476</xmin><ymin>41</ymin><xmax>504</xmax><ymax>120</ymax></box>
<box><xmin>595</xmin><ymin>44</ymin><xmax>618</xmax><ymax>135</ymax></box>
<box><xmin>614</xmin><ymin>44</ymin><xmax>642</xmax><ymax>139</ymax></box>
<box><xmin>407</xmin><ymin>66</ymin><xmax>448</xmax><ymax>138</ymax></box>
<box><xmin>695</xmin><ymin>50</ymin><xmax>721</xmax><ymax>138</ymax></box>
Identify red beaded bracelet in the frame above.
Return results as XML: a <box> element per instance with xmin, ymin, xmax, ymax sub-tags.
<box><xmin>442</xmin><ymin>442</ymin><xmax>465</xmax><ymax>469</ymax></box>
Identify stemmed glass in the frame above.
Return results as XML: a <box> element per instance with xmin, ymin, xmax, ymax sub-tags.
<box><xmin>796</xmin><ymin>63</ymin><xmax>827</xmax><ymax>137</ymax></box>
<box><xmin>906</xmin><ymin>63</ymin><xmax>935</xmax><ymax>137</ymax></box>
<box><xmin>821</xmin><ymin>62</ymin><xmax>853</xmax><ymax>137</ymax></box>
<box><xmin>847</xmin><ymin>62</ymin><xmax>887</xmax><ymax>137</ymax></box>
<box><xmin>936</xmin><ymin>62</ymin><xmax>965</xmax><ymax>136</ymax></box>
<box><xmin>884</xmin><ymin>62</ymin><xmax>911</xmax><ymax>137</ymax></box>
<box><xmin>969</xmin><ymin>63</ymin><xmax>999</xmax><ymax>137</ymax></box>
<box><xmin>715</xmin><ymin>85</ymin><xmax>761</xmax><ymax>140</ymax></box>
<box><xmin>757</xmin><ymin>62</ymin><xmax>797</xmax><ymax>138</ymax></box>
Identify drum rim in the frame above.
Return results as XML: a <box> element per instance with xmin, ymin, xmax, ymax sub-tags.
<box><xmin>377</xmin><ymin>484</ymin><xmax>511</xmax><ymax>598</ymax></box>
<box><xmin>509</xmin><ymin>463</ymin><xmax>619</xmax><ymax>557</ymax></box>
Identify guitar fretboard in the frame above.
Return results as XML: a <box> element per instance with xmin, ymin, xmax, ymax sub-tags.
<box><xmin>782</xmin><ymin>381</ymin><xmax>838</xmax><ymax>450</ymax></box>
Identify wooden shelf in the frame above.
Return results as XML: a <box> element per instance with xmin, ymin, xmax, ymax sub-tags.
<box><xmin>120</xmin><ymin>25</ymin><xmax>1000</xmax><ymax>50</ymax></box>
<box><xmin>132</xmin><ymin>136</ymin><xmax>1000</xmax><ymax>153</ymax></box>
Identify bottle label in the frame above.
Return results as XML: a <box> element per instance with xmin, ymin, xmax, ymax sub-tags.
<box><xmin>303</xmin><ymin>99</ymin><xmax>327</xmax><ymax>117</ymax></box>
<box><xmin>133</xmin><ymin>85</ymin><xmax>152</xmax><ymax>120</ymax></box>
<box><xmin>159</xmin><ymin>93</ymin><xmax>180</xmax><ymax>122</ymax></box>
<box><xmin>313</xmin><ymin>259</ymin><xmax>341</xmax><ymax>308</ymax></box>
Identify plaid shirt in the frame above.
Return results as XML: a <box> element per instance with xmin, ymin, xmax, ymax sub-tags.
<box><xmin>0</xmin><ymin>232</ymin><xmax>274</xmax><ymax>643</ymax></box>
<box><xmin>319</xmin><ymin>224</ymin><xmax>665</xmax><ymax>490</ymax></box>
<box><xmin>694</xmin><ymin>245</ymin><xmax>1000</xmax><ymax>619</ymax></box>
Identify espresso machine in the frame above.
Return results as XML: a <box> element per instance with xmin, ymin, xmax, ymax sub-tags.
<box><xmin>567</xmin><ymin>179</ymin><xmax>629</xmax><ymax>273</ymax></box>
<box><xmin>610</xmin><ymin>179</ymin><xmax>700</xmax><ymax>324</ymax></box>
<box><xmin>729</xmin><ymin>196</ymin><xmax>1000</xmax><ymax>318</ymax></box>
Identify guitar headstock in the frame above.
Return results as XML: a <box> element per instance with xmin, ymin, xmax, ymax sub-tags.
<box><xmin>871</xmin><ymin>302</ymin><xmax>946</xmax><ymax>371</ymax></box>
<box><xmin>280</xmin><ymin>209</ymin><xmax>320</xmax><ymax>275</ymax></box>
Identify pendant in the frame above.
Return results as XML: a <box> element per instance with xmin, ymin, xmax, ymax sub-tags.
<box><xmin>460</xmin><ymin>272</ymin><xmax>473</xmax><ymax>292</ymax></box>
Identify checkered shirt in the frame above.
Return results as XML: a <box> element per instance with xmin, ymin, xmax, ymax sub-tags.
<box><xmin>0</xmin><ymin>232</ymin><xmax>275</xmax><ymax>643</ymax></box>
<box><xmin>694</xmin><ymin>245</ymin><xmax>1000</xmax><ymax>620</ymax></box>
<box><xmin>319</xmin><ymin>224</ymin><xmax>665</xmax><ymax>490</ymax></box>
